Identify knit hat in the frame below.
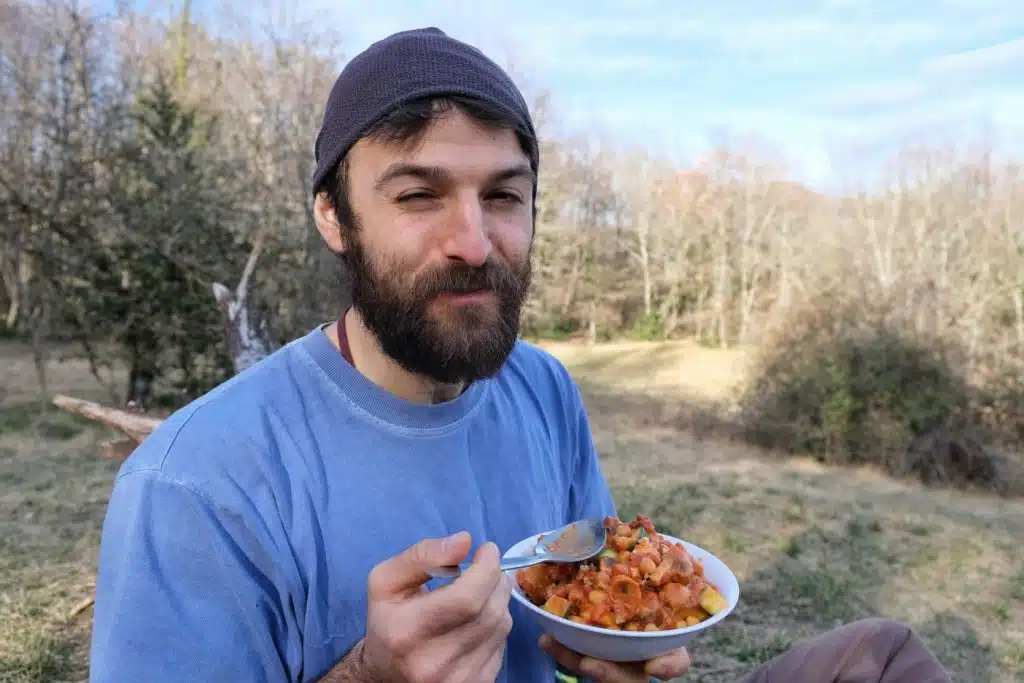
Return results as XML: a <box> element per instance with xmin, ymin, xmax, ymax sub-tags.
<box><xmin>312</xmin><ymin>27</ymin><xmax>536</xmax><ymax>195</ymax></box>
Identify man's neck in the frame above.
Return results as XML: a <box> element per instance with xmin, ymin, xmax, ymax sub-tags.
<box><xmin>326</xmin><ymin>308</ymin><xmax>465</xmax><ymax>405</ymax></box>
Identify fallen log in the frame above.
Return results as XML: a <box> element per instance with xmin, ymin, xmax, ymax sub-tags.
<box><xmin>52</xmin><ymin>394</ymin><xmax>164</xmax><ymax>460</ymax></box>
<box><xmin>52</xmin><ymin>394</ymin><xmax>163</xmax><ymax>442</ymax></box>
<box><xmin>99</xmin><ymin>436</ymin><xmax>143</xmax><ymax>462</ymax></box>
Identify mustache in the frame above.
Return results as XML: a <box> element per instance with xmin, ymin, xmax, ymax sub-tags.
<box><xmin>414</xmin><ymin>260</ymin><xmax>523</xmax><ymax>297</ymax></box>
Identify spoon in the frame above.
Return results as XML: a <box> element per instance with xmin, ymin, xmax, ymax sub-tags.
<box><xmin>426</xmin><ymin>517</ymin><xmax>608</xmax><ymax>580</ymax></box>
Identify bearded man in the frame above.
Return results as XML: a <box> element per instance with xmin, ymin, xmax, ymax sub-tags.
<box><xmin>89</xmin><ymin>27</ymin><xmax>952</xmax><ymax>683</ymax></box>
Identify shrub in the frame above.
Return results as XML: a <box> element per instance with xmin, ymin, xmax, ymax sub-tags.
<box><xmin>626</xmin><ymin>311</ymin><xmax>665</xmax><ymax>341</ymax></box>
<box><xmin>736</xmin><ymin>293</ymin><xmax>1019</xmax><ymax>496</ymax></box>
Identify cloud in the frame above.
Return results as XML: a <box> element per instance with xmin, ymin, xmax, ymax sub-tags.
<box><xmin>516</xmin><ymin>12</ymin><xmax>944</xmax><ymax>63</ymax></box>
<box><xmin>552</xmin><ymin>54</ymin><xmax>697</xmax><ymax>77</ymax></box>
<box><xmin>254</xmin><ymin>0</ymin><xmax>1024</xmax><ymax>189</ymax></box>
<box><xmin>713</xmin><ymin>17</ymin><xmax>942</xmax><ymax>55</ymax></box>
<box><xmin>808</xmin><ymin>82</ymin><xmax>931</xmax><ymax>115</ymax></box>
<box><xmin>922</xmin><ymin>38</ymin><xmax>1024</xmax><ymax>79</ymax></box>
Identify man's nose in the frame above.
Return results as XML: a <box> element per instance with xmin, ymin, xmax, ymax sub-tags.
<box><xmin>441</xmin><ymin>197</ymin><xmax>491</xmax><ymax>267</ymax></box>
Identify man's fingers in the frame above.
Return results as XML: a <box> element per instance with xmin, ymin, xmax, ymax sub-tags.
<box><xmin>540</xmin><ymin>636</ymin><xmax>689</xmax><ymax>683</ymax></box>
<box><xmin>450</xmin><ymin>584</ymin><xmax>513</xmax><ymax>681</ymax></box>
<box><xmin>576</xmin><ymin>657</ymin><xmax>649</xmax><ymax>683</ymax></box>
<box><xmin>392</xmin><ymin>552</ymin><xmax>510</xmax><ymax>683</ymax></box>
<box><xmin>445</xmin><ymin>628</ymin><xmax>508</xmax><ymax>683</ymax></box>
<box><xmin>412</xmin><ymin>541</ymin><xmax>504</xmax><ymax>634</ymax></box>
<box><xmin>427</xmin><ymin>556</ymin><xmax>512</xmax><ymax>657</ymax></box>
<box><xmin>644</xmin><ymin>648</ymin><xmax>691</xmax><ymax>680</ymax></box>
<box><xmin>480</xmin><ymin>642</ymin><xmax>508</xmax><ymax>682</ymax></box>
<box><xmin>368</xmin><ymin>531</ymin><xmax>472</xmax><ymax>600</ymax></box>
<box><xmin>539</xmin><ymin>633</ymin><xmax>585</xmax><ymax>674</ymax></box>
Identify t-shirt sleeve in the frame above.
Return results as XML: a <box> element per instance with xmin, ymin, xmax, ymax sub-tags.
<box><xmin>566</xmin><ymin>390</ymin><xmax>618</xmax><ymax>523</ymax></box>
<box><xmin>89</xmin><ymin>468</ymin><xmax>300</xmax><ymax>683</ymax></box>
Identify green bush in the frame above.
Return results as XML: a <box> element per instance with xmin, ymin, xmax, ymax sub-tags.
<box><xmin>736</xmin><ymin>295</ymin><xmax>1017</xmax><ymax>495</ymax></box>
<box><xmin>520</xmin><ymin>312</ymin><xmax>579</xmax><ymax>341</ymax></box>
<box><xmin>626</xmin><ymin>311</ymin><xmax>665</xmax><ymax>341</ymax></box>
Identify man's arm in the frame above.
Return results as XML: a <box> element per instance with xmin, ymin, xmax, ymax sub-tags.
<box><xmin>314</xmin><ymin>640</ymin><xmax>374</xmax><ymax>683</ymax></box>
<box><xmin>90</xmin><ymin>468</ymin><xmax>299</xmax><ymax>682</ymax></box>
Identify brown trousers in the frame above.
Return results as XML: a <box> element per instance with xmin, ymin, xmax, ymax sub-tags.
<box><xmin>737</xmin><ymin>618</ymin><xmax>952</xmax><ymax>683</ymax></box>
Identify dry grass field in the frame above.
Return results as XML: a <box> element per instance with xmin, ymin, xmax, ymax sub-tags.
<box><xmin>2</xmin><ymin>339</ymin><xmax>1022</xmax><ymax>682</ymax></box>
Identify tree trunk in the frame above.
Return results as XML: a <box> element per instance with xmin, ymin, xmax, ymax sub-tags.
<box><xmin>125</xmin><ymin>348</ymin><xmax>157</xmax><ymax>408</ymax></box>
<box><xmin>638</xmin><ymin>223</ymin><xmax>652</xmax><ymax>319</ymax></box>
<box><xmin>1013</xmin><ymin>286</ymin><xmax>1023</xmax><ymax>354</ymax></box>
<box><xmin>587</xmin><ymin>300</ymin><xmax>597</xmax><ymax>345</ymax></box>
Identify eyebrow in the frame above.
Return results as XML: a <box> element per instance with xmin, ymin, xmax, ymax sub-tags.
<box><xmin>373</xmin><ymin>162</ymin><xmax>536</xmax><ymax>191</ymax></box>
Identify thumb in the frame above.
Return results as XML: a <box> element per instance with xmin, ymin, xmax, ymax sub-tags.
<box><xmin>368</xmin><ymin>531</ymin><xmax>472</xmax><ymax>599</ymax></box>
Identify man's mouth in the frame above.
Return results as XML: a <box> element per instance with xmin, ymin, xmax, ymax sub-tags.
<box><xmin>435</xmin><ymin>288</ymin><xmax>495</xmax><ymax>303</ymax></box>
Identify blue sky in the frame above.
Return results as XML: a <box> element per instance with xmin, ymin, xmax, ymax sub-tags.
<box><xmin>109</xmin><ymin>0</ymin><xmax>1024</xmax><ymax>190</ymax></box>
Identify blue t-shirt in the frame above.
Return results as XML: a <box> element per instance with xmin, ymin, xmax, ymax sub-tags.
<box><xmin>89</xmin><ymin>325</ymin><xmax>617</xmax><ymax>682</ymax></box>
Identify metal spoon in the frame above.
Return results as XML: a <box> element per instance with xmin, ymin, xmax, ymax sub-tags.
<box><xmin>426</xmin><ymin>517</ymin><xmax>608</xmax><ymax>580</ymax></box>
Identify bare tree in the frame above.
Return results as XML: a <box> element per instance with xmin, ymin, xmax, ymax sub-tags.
<box><xmin>212</xmin><ymin>227</ymin><xmax>279</xmax><ymax>374</ymax></box>
<box><xmin>0</xmin><ymin>0</ymin><xmax>1019</xmax><ymax>447</ymax></box>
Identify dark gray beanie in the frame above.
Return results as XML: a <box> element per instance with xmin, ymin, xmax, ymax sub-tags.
<box><xmin>312</xmin><ymin>27</ymin><xmax>536</xmax><ymax>195</ymax></box>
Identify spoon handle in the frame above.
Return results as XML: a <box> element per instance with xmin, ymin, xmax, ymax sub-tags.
<box><xmin>426</xmin><ymin>554</ymin><xmax>546</xmax><ymax>579</ymax></box>
<box><xmin>498</xmin><ymin>554</ymin><xmax>548</xmax><ymax>572</ymax></box>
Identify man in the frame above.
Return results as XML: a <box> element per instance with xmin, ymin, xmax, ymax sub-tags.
<box><xmin>89</xmin><ymin>27</ymin><xmax>952</xmax><ymax>683</ymax></box>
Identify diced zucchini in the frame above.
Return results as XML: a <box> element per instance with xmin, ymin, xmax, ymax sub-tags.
<box><xmin>543</xmin><ymin>594</ymin><xmax>571</xmax><ymax>618</ymax></box>
<box><xmin>699</xmin><ymin>586</ymin><xmax>728</xmax><ymax>615</ymax></box>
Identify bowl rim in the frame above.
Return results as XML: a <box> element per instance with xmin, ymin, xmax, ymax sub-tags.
<box><xmin>504</xmin><ymin>531</ymin><xmax>740</xmax><ymax>638</ymax></box>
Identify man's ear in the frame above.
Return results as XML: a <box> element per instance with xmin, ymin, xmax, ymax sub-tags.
<box><xmin>313</xmin><ymin>192</ymin><xmax>346</xmax><ymax>254</ymax></box>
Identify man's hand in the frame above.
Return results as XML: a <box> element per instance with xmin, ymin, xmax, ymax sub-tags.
<box><xmin>357</xmin><ymin>531</ymin><xmax>513</xmax><ymax>683</ymax></box>
<box><xmin>540</xmin><ymin>633</ymin><xmax>690</xmax><ymax>682</ymax></box>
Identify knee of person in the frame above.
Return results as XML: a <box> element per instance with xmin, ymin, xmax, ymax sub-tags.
<box><xmin>852</xmin><ymin>617</ymin><xmax>913</xmax><ymax>641</ymax></box>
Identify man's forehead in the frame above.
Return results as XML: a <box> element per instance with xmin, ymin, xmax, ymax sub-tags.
<box><xmin>372</xmin><ymin>161</ymin><xmax>535</xmax><ymax>192</ymax></box>
<box><xmin>350</xmin><ymin>120</ymin><xmax>529</xmax><ymax>181</ymax></box>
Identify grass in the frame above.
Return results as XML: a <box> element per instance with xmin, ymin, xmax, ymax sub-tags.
<box><xmin>2</xmin><ymin>339</ymin><xmax>1023</xmax><ymax>682</ymax></box>
<box><xmin>0</xmin><ymin>405</ymin><xmax>119</xmax><ymax>683</ymax></box>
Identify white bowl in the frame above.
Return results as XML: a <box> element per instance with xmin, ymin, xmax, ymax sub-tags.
<box><xmin>504</xmin><ymin>531</ymin><xmax>740</xmax><ymax>663</ymax></box>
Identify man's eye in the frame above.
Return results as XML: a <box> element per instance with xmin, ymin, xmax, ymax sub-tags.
<box><xmin>397</xmin><ymin>192</ymin><xmax>435</xmax><ymax>202</ymax></box>
<box><xmin>488</xmin><ymin>191</ymin><xmax>522</xmax><ymax>203</ymax></box>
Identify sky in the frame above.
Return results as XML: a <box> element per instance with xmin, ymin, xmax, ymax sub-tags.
<box><xmin>105</xmin><ymin>0</ymin><xmax>1024</xmax><ymax>191</ymax></box>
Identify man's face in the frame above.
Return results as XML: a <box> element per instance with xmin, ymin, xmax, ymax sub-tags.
<box><xmin>326</xmin><ymin>108</ymin><xmax>535</xmax><ymax>386</ymax></box>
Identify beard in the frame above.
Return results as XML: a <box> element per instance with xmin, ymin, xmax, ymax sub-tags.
<box><xmin>343</xmin><ymin>233</ymin><xmax>532</xmax><ymax>386</ymax></box>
